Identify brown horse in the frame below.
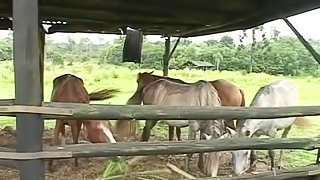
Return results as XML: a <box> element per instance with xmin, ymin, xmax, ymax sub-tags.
<box><xmin>48</xmin><ymin>74</ymin><xmax>119</xmax><ymax>172</ymax></box>
<box><xmin>141</xmin><ymin>78</ymin><xmax>225</xmax><ymax>176</ymax></box>
<box><xmin>116</xmin><ymin>71</ymin><xmax>245</xmax><ymax>142</ymax></box>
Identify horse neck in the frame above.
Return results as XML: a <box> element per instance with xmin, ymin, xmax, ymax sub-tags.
<box><xmin>127</xmin><ymin>89</ymin><xmax>143</xmax><ymax>105</ymax></box>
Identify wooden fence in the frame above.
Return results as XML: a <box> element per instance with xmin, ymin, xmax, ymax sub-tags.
<box><xmin>0</xmin><ymin>99</ymin><xmax>320</xmax><ymax>179</ymax></box>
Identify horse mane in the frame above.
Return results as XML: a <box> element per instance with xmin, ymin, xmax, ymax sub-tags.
<box><xmin>148</xmin><ymin>73</ymin><xmax>189</xmax><ymax>84</ymax></box>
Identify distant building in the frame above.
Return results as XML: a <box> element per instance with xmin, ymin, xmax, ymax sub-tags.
<box><xmin>182</xmin><ymin>60</ymin><xmax>216</xmax><ymax>70</ymax></box>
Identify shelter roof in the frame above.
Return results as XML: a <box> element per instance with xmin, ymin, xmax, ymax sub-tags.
<box><xmin>185</xmin><ymin>61</ymin><xmax>215</xmax><ymax>67</ymax></box>
<box><xmin>0</xmin><ymin>0</ymin><xmax>320</xmax><ymax>37</ymax></box>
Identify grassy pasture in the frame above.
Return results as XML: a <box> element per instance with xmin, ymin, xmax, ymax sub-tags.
<box><xmin>0</xmin><ymin>60</ymin><xmax>320</xmax><ymax>168</ymax></box>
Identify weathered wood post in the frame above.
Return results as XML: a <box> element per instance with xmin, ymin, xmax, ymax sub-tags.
<box><xmin>39</xmin><ymin>25</ymin><xmax>45</xmax><ymax>100</ymax></box>
<box><xmin>163</xmin><ymin>36</ymin><xmax>171</xmax><ymax>76</ymax></box>
<box><xmin>13</xmin><ymin>0</ymin><xmax>45</xmax><ymax>179</ymax></box>
<box><xmin>162</xmin><ymin>36</ymin><xmax>181</xmax><ymax>76</ymax></box>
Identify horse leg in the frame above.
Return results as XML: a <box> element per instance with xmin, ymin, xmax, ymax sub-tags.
<box><xmin>168</xmin><ymin>126</ymin><xmax>174</xmax><ymax>141</ymax></box>
<box><xmin>198</xmin><ymin>131</ymin><xmax>205</xmax><ymax>172</ymax></box>
<box><xmin>71</xmin><ymin>122</ymin><xmax>82</xmax><ymax>168</ymax></box>
<box><xmin>185</xmin><ymin>121</ymin><xmax>199</xmax><ymax>170</ymax></box>
<box><xmin>317</xmin><ymin>149</ymin><xmax>320</xmax><ymax>164</ymax></box>
<box><xmin>249</xmin><ymin>134</ymin><xmax>258</xmax><ymax>172</ymax></box>
<box><xmin>176</xmin><ymin>127</ymin><xmax>182</xmax><ymax>141</ymax></box>
<box><xmin>48</xmin><ymin>120</ymin><xmax>62</xmax><ymax>172</ymax></box>
<box><xmin>140</xmin><ymin>120</ymin><xmax>158</xmax><ymax>142</ymax></box>
<box><xmin>268</xmin><ymin>129</ymin><xmax>277</xmax><ymax>175</ymax></box>
<box><xmin>279</xmin><ymin>125</ymin><xmax>292</xmax><ymax>170</ymax></box>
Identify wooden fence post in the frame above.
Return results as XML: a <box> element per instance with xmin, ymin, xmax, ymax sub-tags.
<box><xmin>13</xmin><ymin>0</ymin><xmax>45</xmax><ymax>179</ymax></box>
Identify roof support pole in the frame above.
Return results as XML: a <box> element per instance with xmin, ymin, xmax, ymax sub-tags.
<box><xmin>39</xmin><ymin>25</ymin><xmax>45</xmax><ymax>100</ymax></box>
<box><xmin>283</xmin><ymin>18</ymin><xmax>320</xmax><ymax>64</ymax></box>
<box><xmin>162</xmin><ymin>37</ymin><xmax>181</xmax><ymax>76</ymax></box>
<box><xmin>13</xmin><ymin>0</ymin><xmax>45</xmax><ymax>179</ymax></box>
<box><xmin>163</xmin><ymin>37</ymin><xmax>171</xmax><ymax>76</ymax></box>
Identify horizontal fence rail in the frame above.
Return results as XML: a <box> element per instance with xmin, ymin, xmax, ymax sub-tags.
<box><xmin>199</xmin><ymin>165</ymin><xmax>320</xmax><ymax>180</ymax></box>
<box><xmin>0</xmin><ymin>137</ymin><xmax>319</xmax><ymax>160</ymax></box>
<box><xmin>0</xmin><ymin>99</ymin><xmax>320</xmax><ymax>179</ymax></box>
<box><xmin>0</xmin><ymin>100</ymin><xmax>320</xmax><ymax>120</ymax></box>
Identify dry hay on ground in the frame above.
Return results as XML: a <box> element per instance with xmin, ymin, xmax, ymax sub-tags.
<box><xmin>0</xmin><ymin>126</ymin><xmax>270</xmax><ymax>179</ymax></box>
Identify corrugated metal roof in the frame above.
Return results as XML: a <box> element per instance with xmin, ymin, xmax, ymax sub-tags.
<box><xmin>187</xmin><ymin>60</ymin><xmax>215</xmax><ymax>67</ymax></box>
<box><xmin>1</xmin><ymin>0</ymin><xmax>319</xmax><ymax>36</ymax></box>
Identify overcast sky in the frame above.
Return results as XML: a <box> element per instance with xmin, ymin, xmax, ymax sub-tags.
<box><xmin>1</xmin><ymin>8</ymin><xmax>319</xmax><ymax>45</ymax></box>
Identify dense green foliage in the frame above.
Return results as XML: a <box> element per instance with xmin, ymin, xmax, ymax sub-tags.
<box><xmin>0</xmin><ymin>29</ymin><xmax>320</xmax><ymax>76</ymax></box>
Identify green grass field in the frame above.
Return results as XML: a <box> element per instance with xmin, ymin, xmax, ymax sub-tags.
<box><xmin>0</xmin><ymin>60</ymin><xmax>320</xmax><ymax>168</ymax></box>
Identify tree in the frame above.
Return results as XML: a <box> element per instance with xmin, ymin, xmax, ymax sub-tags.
<box><xmin>220</xmin><ymin>35</ymin><xmax>235</xmax><ymax>48</ymax></box>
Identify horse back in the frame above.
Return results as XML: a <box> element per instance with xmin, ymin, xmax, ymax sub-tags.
<box><xmin>142</xmin><ymin>79</ymin><xmax>221</xmax><ymax>107</ymax></box>
<box><xmin>251</xmin><ymin>80</ymin><xmax>298</xmax><ymax>107</ymax></box>
<box><xmin>51</xmin><ymin>76</ymin><xmax>90</xmax><ymax>104</ymax></box>
<box><xmin>210</xmin><ymin>79</ymin><xmax>243</xmax><ymax>107</ymax></box>
<box><xmin>51</xmin><ymin>75</ymin><xmax>89</xmax><ymax>126</ymax></box>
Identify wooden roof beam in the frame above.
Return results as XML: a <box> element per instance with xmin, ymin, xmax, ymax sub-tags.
<box><xmin>47</xmin><ymin>24</ymin><xmax>190</xmax><ymax>35</ymax></box>
<box><xmin>0</xmin><ymin>3</ymin><xmax>226</xmax><ymax>25</ymax></box>
<box><xmin>283</xmin><ymin>18</ymin><xmax>320</xmax><ymax>64</ymax></box>
<box><xmin>175</xmin><ymin>2</ymin><xmax>320</xmax><ymax>37</ymax></box>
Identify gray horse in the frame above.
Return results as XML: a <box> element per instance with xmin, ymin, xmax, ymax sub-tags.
<box><xmin>228</xmin><ymin>80</ymin><xmax>309</xmax><ymax>175</ymax></box>
<box><xmin>141</xmin><ymin>78</ymin><xmax>225</xmax><ymax>177</ymax></box>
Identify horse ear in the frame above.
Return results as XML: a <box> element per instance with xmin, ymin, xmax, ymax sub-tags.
<box><xmin>137</xmin><ymin>73</ymin><xmax>141</xmax><ymax>80</ymax></box>
<box><xmin>226</xmin><ymin>127</ymin><xmax>236</xmax><ymax>136</ymax></box>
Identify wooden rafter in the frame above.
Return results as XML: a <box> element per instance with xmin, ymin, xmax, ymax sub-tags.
<box><xmin>0</xmin><ymin>0</ymin><xmax>319</xmax><ymax>36</ymax></box>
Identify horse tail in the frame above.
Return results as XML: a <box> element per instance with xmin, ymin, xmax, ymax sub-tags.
<box><xmin>89</xmin><ymin>88</ymin><xmax>120</xmax><ymax>101</ymax></box>
<box><xmin>239</xmin><ymin>88</ymin><xmax>246</xmax><ymax>107</ymax></box>
<box><xmin>114</xmin><ymin>89</ymin><xmax>143</xmax><ymax>141</ymax></box>
<box><xmin>293</xmin><ymin>117</ymin><xmax>312</xmax><ymax>128</ymax></box>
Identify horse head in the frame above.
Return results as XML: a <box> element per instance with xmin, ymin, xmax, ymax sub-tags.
<box><xmin>227</xmin><ymin>126</ymin><xmax>253</xmax><ymax>175</ymax></box>
<box><xmin>198</xmin><ymin>119</ymin><xmax>226</xmax><ymax>177</ymax></box>
<box><xmin>136</xmin><ymin>71</ymin><xmax>158</xmax><ymax>91</ymax></box>
<box><xmin>83</xmin><ymin>120</ymin><xmax>117</xmax><ymax>143</ymax></box>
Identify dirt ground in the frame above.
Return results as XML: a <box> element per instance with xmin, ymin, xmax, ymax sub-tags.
<box><xmin>0</xmin><ymin>126</ymin><xmax>270</xmax><ymax>180</ymax></box>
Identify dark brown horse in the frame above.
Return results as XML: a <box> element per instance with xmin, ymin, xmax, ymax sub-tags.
<box><xmin>116</xmin><ymin>71</ymin><xmax>245</xmax><ymax>142</ymax></box>
<box><xmin>48</xmin><ymin>74</ymin><xmax>119</xmax><ymax>172</ymax></box>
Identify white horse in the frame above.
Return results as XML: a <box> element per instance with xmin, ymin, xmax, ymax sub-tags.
<box><xmin>228</xmin><ymin>80</ymin><xmax>310</xmax><ymax>175</ymax></box>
